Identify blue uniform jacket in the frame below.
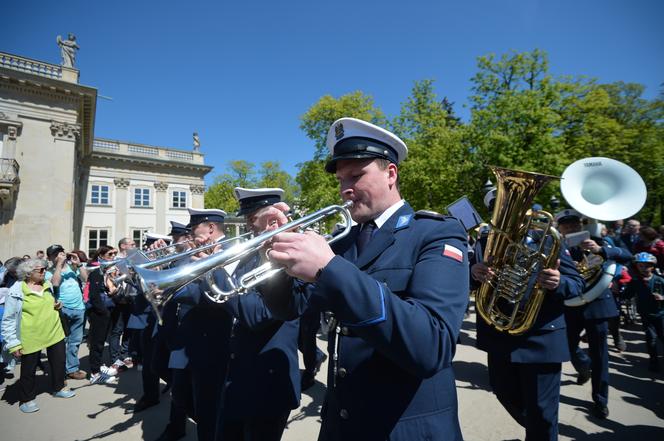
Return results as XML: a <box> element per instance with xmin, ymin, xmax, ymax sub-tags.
<box><xmin>475</xmin><ymin>237</ymin><xmax>584</xmax><ymax>364</ymax></box>
<box><xmin>268</xmin><ymin>202</ymin><xmax>469</xmax><ymax>441</ymax></box>
<box><xmin>127</xmin><ymin>287</ymin><xmax>152</xmax><ymax>330</ymax></box>
<box><xmin>565</xmin><ymin>240</ymin><xmax>632</xmax><ymax>320</ymax></box>
<box><xmin>169</xmin><ymin>258</ymin><xmax>233</xmax><ymax>372</ymax></box>
<box><xmin>220</xmin><ymin>253</ymin><xmax>301</xmax><ymax>419</ymax></box>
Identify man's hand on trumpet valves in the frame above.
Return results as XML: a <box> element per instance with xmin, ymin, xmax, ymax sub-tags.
<box><xmin>250</xmin><ymin>202</ymin><xmax>291</xmax><ymax>234</ymax></box>
<box><xmin>150</xmin><ymin>238</ymin><xmax>169</xmax><ymax>251</ymax></box>
<box><xmin>267</xmin><ymin>231</ymin><xmax>336</xmax><ymax>283</ymax></box>
<box><xmin>190</xmin><ymin>238</ymin><xmax>222</xmax><ymax>261</ymax></box>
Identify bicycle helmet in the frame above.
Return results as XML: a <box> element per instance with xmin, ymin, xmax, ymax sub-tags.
<box><xmin>634</xmin><ymin>252</ymin><xmax>657</xmax><ymax>264</ymax></box>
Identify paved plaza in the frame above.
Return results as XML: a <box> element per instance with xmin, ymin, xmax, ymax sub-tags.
<box><xmin>1</xmin><ymin>309</ymin><xmax>663</xmax><ymax>441</ymax></box>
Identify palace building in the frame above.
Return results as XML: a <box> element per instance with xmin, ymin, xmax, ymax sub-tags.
<box><xmin>0</xmin><ymin>49</ymin><xmax>213</xmax><ymax>257</ymax></box>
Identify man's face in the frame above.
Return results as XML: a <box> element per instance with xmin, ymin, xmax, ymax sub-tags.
<box><xmin>36</xmin><ymin>251</ymin><xmax>45</xmax><ymax>259</ymax></box>
<box><xmin>335</xmin><ymin>159</ymin><xmax>397</xmax><ymax>224</ymax></box>
<box><xmin>122</xmin><ymin>240</ymin><xmax>136</xmax><ymax>250</ymax></box>
<box><xmin>173</xmin><ymin>234</ymin><xmax>192</xmax><ymax>251</ymax></box>
<box><xmin>636</xmin><ymin>262</ymin><xmax>654</xmax><ymax>277</ymax></box>
<box><xmin>557</xmin><ymin>218</ymin><xmax>582</xmax><ymax>236</ymax></box>
<box><xmin>626</xmin><ymin>221</ymin><xmax>640</xmax><ymax>234</ymax></box>
<box><xmin>191</xmin><ymin>222</ymin><xmax>211</xmax><ymax>242</ymax></box>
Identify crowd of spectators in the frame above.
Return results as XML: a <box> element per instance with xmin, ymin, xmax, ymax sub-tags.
<box><xmin>0</xmin><ymin>238</ymin><xmax>140</xmax><ymax>413</ymax></box>
<box><xmin>0</xmin><ymin>218</ymin><xmax>662</xmax><ymax>417</ymax></box>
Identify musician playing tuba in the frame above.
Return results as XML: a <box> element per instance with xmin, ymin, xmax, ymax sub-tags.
<box><xmin>555</xmin><ymin>209</ymin><xmax>632</xmax><ymax>419</ymax></box>
<box><xmin>470</xmin><ymin>181</ymin><xmax>584</xmax><ymax>441</ymax></box>
<box><xmin>555</xmin><ymin>156</ymin><xmax>647</xmax><ymax>420</ymax></box>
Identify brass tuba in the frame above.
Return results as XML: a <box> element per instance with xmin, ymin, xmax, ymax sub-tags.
<box><xmin>475</xmin><ymin>166</ymin><xmax>562</xmax><ymax>335</ymax></box>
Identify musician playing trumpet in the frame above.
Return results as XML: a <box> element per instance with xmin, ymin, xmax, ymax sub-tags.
<box><xmin>254</xmin><ymin>118</ymin><xmax>470</xmax><ymax>441</ymax></box>
<box><xmin>214</xmin><ymin>187</ymin><xmax>301</xmax><ymax>441</ymax></box>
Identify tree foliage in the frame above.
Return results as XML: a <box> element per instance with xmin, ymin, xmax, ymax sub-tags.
<box><xmin>205</xmin><ymin>160</ymin><xmax>298</xmax><ymax>214</ymax></box>
<box><xmin>297</xmin><ymin>91</ymin><xmax>387</xmax><ymax>210</ymax></box>
<box><xmin>392</xmin><ymin>79</ymin><xmax>476</xmax><ymax>212</ymax></box>
<box><xmin>208</xmin><ymin>49</ymin><xmax>663</xmax><ymax>228</ymax></box>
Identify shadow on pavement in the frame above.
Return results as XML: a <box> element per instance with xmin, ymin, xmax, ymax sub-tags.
<box><xmin>285</xmin><ymin>373</ymin><xmax>325</xmax><ymax>429</ymax></box>
<box><xmin>560</xmin><ymin>418</ymin><xmax>664</xmax><ymax>440</ymax></box>
<box><xmin>453</xmin><ymin>360</ymin><xmax>491</xmax><ymax>391</ymax></box>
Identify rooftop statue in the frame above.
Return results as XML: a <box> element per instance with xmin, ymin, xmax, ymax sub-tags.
<box><xmin>57</xmin><ymin>33</ymin><xmax>79</xmax><ymax>68</ymax></box>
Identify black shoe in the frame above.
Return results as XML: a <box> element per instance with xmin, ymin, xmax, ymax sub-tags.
<box><xmin>577</xmin><ymin>369</ymin><xmax>591</xmax><ymax>385</ymax></box>
<box><xmin>314</xmin><ymin>353</ymin><xmax>328</xmax><ymax>374</ymax></box>
<box><xmin>301</xmin><ymin>371</ymin><xmax>316</xmax><ymax>391</ymax></box>
<box><xmin>615</xmin><ymin>337</ymin><xmax>627</xmax><ymax>352</ymax></box>
<box><xmin>593</xmin><ymin>403</ymin><xmax>609</xmax><ymax>419</ymax></box>
<box><xmin>133</xmin><ymin>397</ymin><xmax>159</xmax><ymax>413</ymax></box>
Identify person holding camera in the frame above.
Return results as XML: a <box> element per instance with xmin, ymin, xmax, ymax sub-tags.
<box><xmin>45</xmin><ymin>244</ymin><xmax>88</xmax><ymax>380</ymax></box>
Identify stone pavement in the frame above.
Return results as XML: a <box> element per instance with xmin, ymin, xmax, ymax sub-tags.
<box><xmin>1</xmin><ymin>311</ymin><xmax>663</xmax><ymax>440</ymax></box>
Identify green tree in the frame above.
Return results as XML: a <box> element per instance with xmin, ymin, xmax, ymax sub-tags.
<box><xmin>467</xmin><ymin>49</ymin><xmax>577</xmax><ymax>209</ymax></box>
<box><xmin>300</xmin><ymin>91</ymin><xmax>387</xmax><ymax>160</ymax></box>
<box><xmin>257</xmin><ymin>161</ymin><xmax>299</xmax><ymax>204</ymax></box>
<box><xmin>297</xmin><ymin>91</ymin><xmax>386</xmax><ymax>211</ymax></box>
<box><xmin>558</xmin><ymin>81</ymin><xmax>664</xmax><ymax>223</ymax></box>
<box><xmin>204</xmin><ymin>160</ymin><xmax>256</xmax><ymax>213</ymax></box>
<box><xmin>392</xmin><ymin>79</ymin><xmax>476</xmax><ymax>212</ymax></box>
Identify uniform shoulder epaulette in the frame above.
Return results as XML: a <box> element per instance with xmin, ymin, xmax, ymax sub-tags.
<box><xmin>414</xmin><ymin>210</ymin><xmax>446</xmax><ymax>221</ymax></box>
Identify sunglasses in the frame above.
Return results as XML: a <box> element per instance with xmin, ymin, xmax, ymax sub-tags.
<box><xmin>32</xmin><ymin>268</ymin><xmax>46</xmax><ymax>274</ymax></box>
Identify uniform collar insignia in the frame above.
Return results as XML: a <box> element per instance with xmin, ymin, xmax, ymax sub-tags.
<box><xmin>335</xmin><ymin>123</ymin><xmax>344</xmax><ymax>140</ymax></box>
<box><xmin>395</xmin><ymin>214</ymin><xmax>412</xmax><ymax>230</ymax></box>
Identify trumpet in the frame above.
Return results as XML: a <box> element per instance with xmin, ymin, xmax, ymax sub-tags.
<box><xmin>106</xmin><ymin>233</ymin><xmax>253</xmax><ymax>285</ymax></box>
<box><xmin>132</xmin><ymin>201</ymin><xmax>354</xmax><ymax>323</ymax></box>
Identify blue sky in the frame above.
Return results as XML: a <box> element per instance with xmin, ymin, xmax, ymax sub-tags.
<box><xmin>3</xmin><ymin>0</ymin><xmax>662</xmax><ymax>184</ymax></box>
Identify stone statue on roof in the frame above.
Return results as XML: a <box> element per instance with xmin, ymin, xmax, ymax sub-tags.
<box><xmin>193</xmin><ymin>132</ymin><xmax>201</xmax><ymax>152</ymax></box>
<box><xmin>57</xmin><ymin>33</ymin><xmax>79</xmax><ymax>68</ymax></box>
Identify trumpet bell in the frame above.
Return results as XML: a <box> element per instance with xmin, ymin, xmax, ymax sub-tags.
<box><xmin>561</xmin><ymin>157</ymin><xmax>646</xmax><ymax>221</ymax></box>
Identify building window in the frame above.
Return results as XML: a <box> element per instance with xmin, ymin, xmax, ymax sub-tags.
<box><xmin>132</xmin><ymin>228</ymin><xmax>150</xmax><ymax>249</ymax></box>
<box><xmin>91</xmin><ymin>184</ymin><xmax>110</xmax><ymax>205</ymax></box>
<box><xmin>88</xmin><ymin>229</ymin><xmax>109</xmax><ymax>255</ymax></box>
<box><xmin>172</xmin><ymin>190</ymin><xmax>187</xmax><ymax>208</ymax></box>
<box><xmin>133</xmin><ymin>188</ymin><xmax>151</xmax><ymax>207</ymax></box>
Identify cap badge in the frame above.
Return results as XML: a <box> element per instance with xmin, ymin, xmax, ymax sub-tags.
<box><xmin>335</xmin><ymin>123</ymin><xmax>344</xmax><ymax>140</ymax></box>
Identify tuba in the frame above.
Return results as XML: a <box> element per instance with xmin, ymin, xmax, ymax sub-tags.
<box><xmin>561</xmin><ymin>157</ymin><xmax>646</xmax><ymax>307</ymax></box>
<box><xmin>475</xmin><ymin>166</ymin><xmax>562</xmax><ymax>335</ymax></box>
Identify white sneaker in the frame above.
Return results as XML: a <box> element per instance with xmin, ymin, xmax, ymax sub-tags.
<box><xmin>90</xmin><ymin>372</ymin><xmax>118</xmax><ymax>385</ymax></box>
<box><xmin>101</xmin><ymin>362</ymin><xmax>122</xmax><ymax>376</ymax></box>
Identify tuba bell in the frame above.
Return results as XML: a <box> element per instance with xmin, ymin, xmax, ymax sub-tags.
<box><xmin>561</xmin><ymin>157</ymin><xmax>646</xmax><ymax>307</ymax></box>
<box><xmin>475</xmin><ymin>166</ymin><xmax>562</xmax><ymax>335</ymax></box>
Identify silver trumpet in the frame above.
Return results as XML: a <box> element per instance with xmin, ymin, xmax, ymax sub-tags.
<box><xmin>108</xmin><ymin>233</ymin><xmax>252</xmax><ymax>285</ymax></box>
<box><xmin>132</xmin><ymin>201</ymin><xmax>354</xmax><ymax>323</ymax></box>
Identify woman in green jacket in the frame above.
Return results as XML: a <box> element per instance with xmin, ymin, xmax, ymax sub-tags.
<box><xmin>1</xmin><ymin>258</ymin><xmax>75</xmax><ymax>413</ymax></box>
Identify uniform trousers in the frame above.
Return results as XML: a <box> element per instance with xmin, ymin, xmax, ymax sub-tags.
<box><xmin>18</xmin><ymin>339</ymin><xmax>66</xmax><ymax>402</ymax></box>
<box><xmin>487</xmin><ymin>353</ymin><xmax>561</xmax><ymax>441</ymax></box>
<box><xmin>140</xmin><ymin>325</ymin><xmax>161</xmax><ymax>403</ymax></box>
<box><xmin>565</xmin><ymin>313</ymin><xmax>610</xmax><ymax>406</ymax></box>
<box><xmin>172</xmin><ymin>365</ymin><xmax>223</xmax><ymax>441</ymax></box>
<box><xmin>299</xmin><ymin>308</ymin><xmax>324</xmax><ymax>374</ymax></box>
<box><xmin>220</xmin><ymin>410</ymin><xmax>290</xmax><ymax>441</ymax></box>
